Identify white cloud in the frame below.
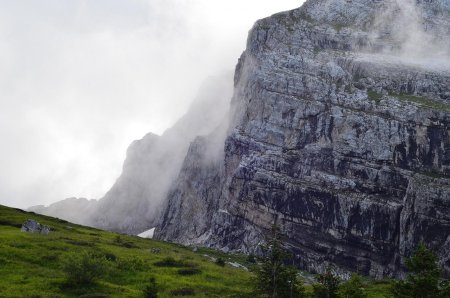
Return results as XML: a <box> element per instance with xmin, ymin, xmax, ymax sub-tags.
<box><xmin>0</xmin><ymin>0</ymin><xmax>303</xmax><ymax>208</ymax></box>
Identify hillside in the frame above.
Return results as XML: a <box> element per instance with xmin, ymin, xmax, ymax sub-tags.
<box><xmin>0</xmin><ymin>205</ymin><xmax>252</xmax><ymax>297</ymax></box>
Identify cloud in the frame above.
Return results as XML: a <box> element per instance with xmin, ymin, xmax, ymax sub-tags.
<box><xmin>0</xmin><ymin>0</ymin><xmax>302</xmax><ymax>208</ymax></box>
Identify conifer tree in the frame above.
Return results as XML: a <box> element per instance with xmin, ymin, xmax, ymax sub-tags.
<box><xmin>391</xmin><ymin>242</ymin><xmax>447</xmax><ymax>298</ymax></box>
<box><xmin>254</xmin><ymin>225</ymin><xmax>306</xmax><ymax>298</ymax></box>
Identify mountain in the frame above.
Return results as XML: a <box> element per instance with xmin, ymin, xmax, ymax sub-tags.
<box><xmin>31</xmin><ymin>73</ymin><xmax>232</xmax><ymax>234</ymax></box>
<box><xmin>155</xmin><ymin>0</ymin><xmax>450</xmax><ymax>278</ymax></box>
<box><xmin>29</xmin><ymin>197</ymin><xmax>97</xmax><ymax>226</ymax></box>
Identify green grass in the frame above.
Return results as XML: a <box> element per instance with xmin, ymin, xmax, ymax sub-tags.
<box><xmin>0</xmin><ymin>205</ymin><xmax>252</xmax><ymax>297</ymax></box>
<box><xmin>390</xmin><ymin>93</ymin><xmax>450</xmax><ymax>112</ymax></box>
<box><xmin>367</xmin><ymin>90</ymin><xmax>383</xmax><ymax>103</ymax></box>
<box><xmin>331</xmin><ymin>22</ymin><xmax>347</xmax><ymax>32</ymax></box>
<box><xmin>0</xmin><ymin>205</ymin><xmax>394</xmax><ymax>297</ymax></box>
<box><xmin>363</xmin><ymin>279</ymin><xmax>392</xmax><ymax>297</ymax></box>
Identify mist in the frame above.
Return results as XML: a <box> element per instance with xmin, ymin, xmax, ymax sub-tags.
<box><xmin>0</xmin><ymin>0</ymin><xmax>302</xmax><ymax>209</ymax></box>
<box><xmin>368</xmin><ymin>0</ymin><xmax>450</xmax><ymax>70</ymax></box>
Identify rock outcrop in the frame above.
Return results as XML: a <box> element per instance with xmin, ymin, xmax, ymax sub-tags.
<box><xmin>156</xmin><ymin>0</ymin><xmax>450</xmax><ymax>277</ymax></box>
<box><xmin>21</xmin><ymin>219</ymin><xmax>50</xmax><ymax>234</ymax></box>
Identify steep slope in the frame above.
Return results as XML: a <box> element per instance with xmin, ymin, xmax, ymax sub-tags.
<box><xmin>156</xmin><ymin>0</ymin><xmax>450</xmax><ymax>277</ymax></box>
<box><xmin>31</xmin><ymin>73</ymin><xmax>232</xmax><ymax>234</ymax></box>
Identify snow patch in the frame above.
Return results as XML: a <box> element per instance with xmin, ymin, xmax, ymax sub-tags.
<box><xmin>137</xmin><ymin>227</ymin><xmax>155</xmax><ymax>239</ymax></box>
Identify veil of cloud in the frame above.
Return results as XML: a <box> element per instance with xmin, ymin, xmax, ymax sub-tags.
<box><xmin>0</xmin><ymin>0</ymin><xmax>302</xmax><ymax>208</ymax></box>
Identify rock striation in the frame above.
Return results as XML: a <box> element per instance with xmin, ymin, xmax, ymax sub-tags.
<box><xmin>156</xmin><ymin>0</ymin><xmax>450</xmax><ymax>277</ymax></box>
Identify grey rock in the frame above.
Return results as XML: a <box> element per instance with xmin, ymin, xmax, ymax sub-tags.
<box><xmin>156</xmin><ymin>0</ymin><xmax>450</xmax><ymax>278</ymax></box>
<box><xmin>21</xmin><ymin>219</ymin><xmax>50</xmax><ymax>235</ymax></box>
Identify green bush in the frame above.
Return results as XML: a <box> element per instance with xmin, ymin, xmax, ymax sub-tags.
<box><xmin>312</xmin><ymin>283</ymin><xmax>328</xmax><ymax>298</ymax></box>
<box><xmin>102</xmin><ymin>252</ymin><xmax>117</xmax><ymax>262</ymax></box>
<box><xmin>338</xmin><ymin>273</ymin><xmax>367</xmax><ymax>298</ymax></box>
<box><xmin>61</xmin><ymin>251</ymin><xmax>107</xmax><ymax>286</ymax></box>
<box><xmin>78</xmin><ymin>294</ymin><xmax>109</xmax><ymax>298</ymax></box>
<box><xmin>154</xmin><ymin>257</ymin><xmax>185</xmax><ymax>267</ymax></box>
<box><xmin>117</xmin><ymin>256</ymin><xmax>146</xmax><ymax>271</ymax></box>
<box><xmin>113</xmin><ymin>235</ymin><xmax>137</xmax><ymax>248</ymax></box>
<box><xmin>215</xmin><ymin>257</ymin><xmax>226</xmax><ymax>267</ymax></box>
<box><xmin>313</xmin><ymin>266</ymin><xmax>340</xmax><ymax>298</ymax></box>
<box><xmin>177</xmin><ymin>267</ymin><xmax>202</xmax><ymax>276</ymax></box>
<box><xmin>246</xmin><ymin>253</ymin><xmax>256</xmax><ymax>263</ymax></box>
<box><xmin>170</xmin><ymin>287</ymin><xmax>195</xmax><ymax>296</ymax></box>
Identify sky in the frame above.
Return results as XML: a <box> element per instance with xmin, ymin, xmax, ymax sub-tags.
<box><xmin>0</xmin><ymin>0</ymin><xmax>303</xmax><ymax>208</ymax></box>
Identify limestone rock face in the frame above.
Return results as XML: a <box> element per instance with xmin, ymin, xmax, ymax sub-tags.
<box><xmin>156</xmin><ymin>0</ymin><xmax>450</xmax><ymax>277</ymax></box>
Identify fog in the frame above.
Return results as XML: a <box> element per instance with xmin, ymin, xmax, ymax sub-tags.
<box><xmin>368</xmin><ymin>0</ymin><xmax>450</xmax><ymax>70</ymax></box>
<box><xmin>0</xmin><ymin>0</ymin><xmax>302</xmax><ymax>209</ymax></box>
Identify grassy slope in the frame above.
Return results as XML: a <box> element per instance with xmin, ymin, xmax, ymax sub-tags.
<box><xmin>0</xmin><ymin>205</ymin><xmax>391</xmax><ymax>298</ymax></box>
<box><xmin>0</xmin><ymin>205</ymin><xmax>252</xmax><ymax>297</ymax></box>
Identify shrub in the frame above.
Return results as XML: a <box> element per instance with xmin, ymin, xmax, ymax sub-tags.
<box><xmin>62</xmin><ymin>251</ymin><xmax>107</xmax><ymax>286</ymax></box>
<box><xmin>312</xmin><ymin>283</ymin><xmax>328</xmax><ymax>298</ymax></box>
<box><xmin>246</xmin><ymin>253</ymin><xmax>256</xmax><ymax>264</ymax></box>
<box><xmin>143</xmin><ymin>277</ymin><xmax>158</xmax><ymax>298</ymax></box>
<box><xmin>215</xmin><ymin>257</ymin><xmax>226</xmax><ymax>267</ymax></box>
<box><xmin>154</xmin><ymin>257</ymin><xmax>185</xmax><ymax>267</ymax></box>
<box><xmin>313</xmin><ymin>266</ymin><xmax>340</xmax><ymax>298</ymax></box>
<box><xmin>177</xmin><ymin>267</ymin><xmax>202</xmax><ymax>276</ymax></box>
<box><xmin>170</xmin><ymin>287</ymin><xmax>195</xmax><ymax>296</ymax></box>
<box><xmin>338</xmin><ymin>273</ymin><xmax>367</xmax><ymax>298</ymax></box>
<box><xmin>42</xmin><ymin>254</ymin><xmax>58</xmax><ymax>262</ymax></box>
<box><xmin>66</xmin><ymin>240</ymin><xmax>94</xmax><ymax>247</ymax></box>
<box><xmin>103</xmin><ymin>252</ymin><xmax>117</xmax><ymax>262</ymax></box>
<box><xmin>117</xmin><ymin>256</ymin><xmax>146</xmax><ymax>271</ymax></box>
<box><xmin>113</xmin><ymin>235</ymin><xmax>137</xmax><ymax>248</ymax></box>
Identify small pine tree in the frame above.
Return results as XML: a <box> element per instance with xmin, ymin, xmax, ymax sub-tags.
<box><xmin>143</xmin><ymin>277</ymin><xmax>158</xmax><ymax>298</ymax></box>
<box><xmin>254</xmin><ymin>225</ymin><xmax>306</xmax><ymax>298</ymax></box>
<box><xmin>337</xmin><ymin>273</ymin><xmax>367</xmax><ymax>298</ymax></box>
<box><xmin>391</xmin><ymin>242</ymin><xmax>444</xmax><ymax>298</ymax></box>
<box><xmin>313</xmin><ymin>266</ymin><xmax>340</xmax><ymax>298</ymax></box>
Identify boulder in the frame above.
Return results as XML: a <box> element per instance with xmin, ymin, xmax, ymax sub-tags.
<box><xmin>21</xmin><ymin>219</ymin><xmax>50</xmax><ymax>235</ymax></box>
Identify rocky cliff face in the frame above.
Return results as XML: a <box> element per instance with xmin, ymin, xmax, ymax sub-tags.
<box><xmin>91</xmin><ymin>73</ymin><xmax>231</xmax><ymax>234</ymax></box>
<box><xmin>156</xmin><ymin>0</ymin><xmax>450</xmax><ymax>277</ymax></box>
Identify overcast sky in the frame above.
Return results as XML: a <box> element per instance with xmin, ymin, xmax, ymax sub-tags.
<box><xmin>0</xmin><ymin>0</ymin><xmax>303</xmax><ymax>209</ymax></box>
